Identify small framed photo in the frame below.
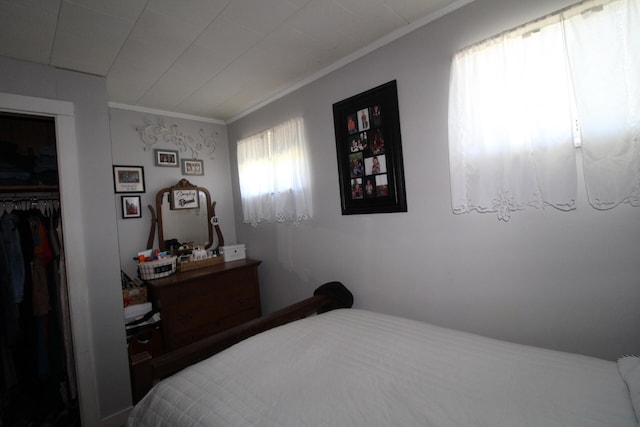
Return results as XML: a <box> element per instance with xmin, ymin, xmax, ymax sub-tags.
<box><xmin>121</xmin><ymin>196</ymin><xmax>142</xmax><ymax>219</ymax></box>
<box><xmin>181</xmin><ymin>159</ymin><xmax>204</xmax><ymax>176</ymax></box>
<box><xmin>154</xmin><ymin>149</ymin><xmax>179</xmax><ymax>167</ymax></box>
<box><xmin>113</xmin><ymin>165</ymin><xmax>145</xmax><ymax>193</ymax></box>
<box><xmin>170</xmin><ymin>187</ymin><xmax>200</xmax><ymax>210</ymax></box>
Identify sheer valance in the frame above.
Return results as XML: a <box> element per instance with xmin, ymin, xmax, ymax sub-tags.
<box><xmin>237</xmin><ymin>117</ymin><xmax>313</xmax><ymax>226</ymax></box>
<box><xmin>448</xmin><ymin>0</ymin><xmax>640</xmax><ymax>220</ymax></box>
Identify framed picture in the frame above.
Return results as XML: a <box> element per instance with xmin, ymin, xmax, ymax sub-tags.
<box><xmin>333</xmin><ymin>80</ymin><xmax>407</xmax><ymax>215</ymax></box>
<box><xmin>181</xmin><ymin>158</ymin><xmax>204</xmax><ymax>176</ymax></box>
<box><xmin>121</xmin><ymin>196</ymin><xmax>142</xmax><ymax>219</ymax></box>
<box><xmin>170</xmin><ymin>187</ymin><xmax>199</xmax><ymax>210</ymax></box>
<box><xmin>113</xmin><ymin>165</ymin><xmax>145</xmax><ymax>193</ymax></box>
<box><xmin>154</xmin><ymin>149</ymin><xmax>179</xmax><ymax>167</ymax></box>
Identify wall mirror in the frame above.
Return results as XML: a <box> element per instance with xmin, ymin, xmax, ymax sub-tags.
<box><xmin>147</xmin><ymin>179</ymin><xmax>224</xmax><ymax>252</ymax></box>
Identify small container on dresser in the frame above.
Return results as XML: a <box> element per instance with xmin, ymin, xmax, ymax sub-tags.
<box><xmin>142</xmin><ymin>258</ymin><xmax>262</xmax><ymax>351</ymax></box>
<box><xmin>220</xmin><ymin>244</ymin><xmax>246</xmax><ymax>262</ymax></box>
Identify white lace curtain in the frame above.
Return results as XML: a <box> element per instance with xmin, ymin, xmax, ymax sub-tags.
<box><xmin>237</xmin><ymin>117</ymin><xmax>313</xmax><ymax>226</ymax></box>
<box><xmin>448</xmin><ymin>0</ymin><xmax>640</xmax><ymax>221</ymax></box>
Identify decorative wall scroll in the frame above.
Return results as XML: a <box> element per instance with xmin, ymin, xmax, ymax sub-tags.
<box><xmin>137</xmin><ymin>117</ymin><xmax>218</xmax><ymax>159</ymax></box>
<box><xmin>332</xmin><ymin>80</ymin><xmax>407</xmax><ymax>215</ymax></box>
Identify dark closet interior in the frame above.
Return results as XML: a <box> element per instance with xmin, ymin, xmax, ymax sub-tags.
<box><xmin>0</xmin><ymin>113</ymin><xmax>79</xmax><ymax>426</ymax></box>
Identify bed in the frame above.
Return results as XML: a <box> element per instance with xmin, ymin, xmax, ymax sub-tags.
<box><xmin>127</xmin><ymin>283</ymin><xmax>640</xmax><ymax>427</ymax></box>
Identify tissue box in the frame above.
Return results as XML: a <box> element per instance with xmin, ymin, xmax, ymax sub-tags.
<box><xmin>123</xmin><ymin>285</ymin><xmax>147</xmax><ymax>307</ymax></box>
<box><xmin>221</xmin><ymin>244</ymin><xmax>246</xmax><ymax>262</ymax></box>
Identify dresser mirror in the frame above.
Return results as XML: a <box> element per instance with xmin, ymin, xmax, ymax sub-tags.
<box><xmin>147</xmin><ymin>179</ymin><xmax>224</xmax><ymax>252</ymax></box>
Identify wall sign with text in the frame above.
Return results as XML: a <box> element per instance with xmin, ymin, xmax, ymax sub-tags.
<box><xmin>170</xmin><ymin>188</ymin><xmax>199</xmax><ymax>210</ymax></box>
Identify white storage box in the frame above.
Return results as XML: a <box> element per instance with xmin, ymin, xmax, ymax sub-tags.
<box><xmin>221</xmin><ymin>244</ymin><xmax>246</xmax><ymax>262</ymax></box>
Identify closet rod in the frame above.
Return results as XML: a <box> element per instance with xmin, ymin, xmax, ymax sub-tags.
<box><xmin>0</xmin><ymin>192</ymin><xmax>59</xmax><ymax>204</ymax></box>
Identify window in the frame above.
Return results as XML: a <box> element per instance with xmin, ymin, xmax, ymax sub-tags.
<box><xmin>237</xmin><ymin>117</ymin><xmax>312</xmax><ymax>226</ymax></box>
<box><xmin>448</xmin><ymin>0</ymin><xmax>640</xmax><ymax>221</ymax></box>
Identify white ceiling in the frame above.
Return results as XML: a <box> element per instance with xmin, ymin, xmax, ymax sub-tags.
<box><xmin>0</xmin><ymin>0</ymin><xmax>467</xmax><ymax>122</ymax></box>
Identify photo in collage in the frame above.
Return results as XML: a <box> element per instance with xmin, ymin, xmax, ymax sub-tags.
<box><xmin>347</xmin><ymin>104</ymin><xmax>388</xmax><ymax>200</ymax></box>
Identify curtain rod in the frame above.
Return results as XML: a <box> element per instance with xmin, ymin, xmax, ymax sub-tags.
<box><xmin>0</xmin><ymin>192</ymin><xmax>60</xmax><ymax>202</ymax></box>
<box><xmin>457</xmin><ymin>0</ymin><xmax>610</xmax><ymax>53</ymax></box>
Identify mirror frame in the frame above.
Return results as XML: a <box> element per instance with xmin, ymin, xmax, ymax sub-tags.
<box><xmin>147</xmin><ymin>179</ymin><xmax>224</xmax><ymax>252</ymax></box>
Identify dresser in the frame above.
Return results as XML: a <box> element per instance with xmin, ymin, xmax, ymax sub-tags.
<box><xmin>144</xmin><ymin>259</ymin><xmax>262</xmax><ymax>351</ymax></box>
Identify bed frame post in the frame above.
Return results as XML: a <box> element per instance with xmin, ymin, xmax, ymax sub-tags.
<box><xmin>314</xmin><ymin>281</ymin><xmax>354</xmax><ymax>312</ymax></box>
<box><xmin>129</xmin><ymin>351</ymin><xmax>153</xmax><ymax>403</ymax></box>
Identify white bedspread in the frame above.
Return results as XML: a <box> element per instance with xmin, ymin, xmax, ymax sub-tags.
<box><xmin>128</xmin><ymin>309</ymin><xmax>637</xmax><ymax>427</ymax></box>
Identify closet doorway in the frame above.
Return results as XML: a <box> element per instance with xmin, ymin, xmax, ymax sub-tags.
<box><xmin>0</xmin><ymin>92</ymin><xmax>97</xmax><ymax>427</ymax></box>
<box><xmin>1</xmin><ymin>112</ymin><xmax>80</xmax><ymax>426</ymax></box>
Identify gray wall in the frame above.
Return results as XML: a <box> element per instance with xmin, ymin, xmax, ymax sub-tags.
<box><xmin>0</xmin><ymin>57</ymin><xmax>130</xmax><ymax>422</ymax></box>
<box><xmin>2</xmin><ymin>0</ymin><xmax>639</xmax><ymax>422</ymax></box>
<box><xmin>227</xmin><ymin>0</ymin><xmax>640</xmax><ymax>361</ymax></box>
<box><xmin>108</xmin><ymin>108</ymin><xmax>236</xmax><ymax>278</ymax></box>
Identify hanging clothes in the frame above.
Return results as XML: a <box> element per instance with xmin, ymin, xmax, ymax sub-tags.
<box><xmin>0</xmin><ymin>194</ymin><xmax>78</xmax><ymax>424</ymax></box>
<box><xmin>0</xmin><ymin>211</ymin><xmax>25</xmax><ymax>305</ymax></box>
<box><xmin>0</xmin><ymin>229</ymin><xmax>18</xmax><ymax>393</ymax></box>
<box><xmin>0</xmin><ymin>211</ymin><xmax>22</xmax><ymax>348</ymax></box>
<box><xmin>29</xmin><ymin>214</ymin><xmax>53</xmax><ymax>317</ymax></box>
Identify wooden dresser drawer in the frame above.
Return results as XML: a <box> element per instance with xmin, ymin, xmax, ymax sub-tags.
<box><xmin>169</xmin><ymin>268</ymin><xmax>255</xmax><ymax>303</ymax></box>
<box><xmin>167</xmin><ymin>307</ymin><xmax>260</xmax><ymax>349</ymax></box>
<box><xmin>164</xmin><ymin>282</ymin><xmax>260</xmax><ymax>335</ymax></box>
<box><xmin>145</xmin><ymin>259</ymin><xmax>262</xmax><ymax>351</ymax></box>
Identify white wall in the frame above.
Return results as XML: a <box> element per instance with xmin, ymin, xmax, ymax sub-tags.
<box><xmin>2</xmin><ymin>0</ymin><xmax>637</xmax><ymax>422</ymax></box>
<box><xmin>108</xmin><ymin>107</ymin><xmax>236</xmax><ymax>278</ymax></box>
<box><xmin>0</xmin><ymin>57</ymin><xmax>129</xmax><ymax>424</ymax></box>
<box><xmin>227</xmin><ymin>0</ymin><xmax>640</xmax><ymax>361</ymax></box>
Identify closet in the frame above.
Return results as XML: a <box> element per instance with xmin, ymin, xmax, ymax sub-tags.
<box><xmin>0</xmin><ymin>113</ymin><xmax>79</xmax><ymax>426</ymax></box>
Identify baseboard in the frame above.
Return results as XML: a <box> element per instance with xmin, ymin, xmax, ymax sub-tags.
<box><xmin>102</xmin><ymin>406</ymin><xmax>132</xmax><ymax>427</ymax></box>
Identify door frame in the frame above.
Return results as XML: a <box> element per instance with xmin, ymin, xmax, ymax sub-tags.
<box><xmin>0</xmin><ymin>92</ymin><xmax>100</xmax><ymax>426</ymax></box>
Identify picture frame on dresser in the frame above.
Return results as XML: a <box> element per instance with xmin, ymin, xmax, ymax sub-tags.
<box><xmin>170</xmin><ymin>187</ymin><xmax>199</xmax><ymax>210</ymax></box>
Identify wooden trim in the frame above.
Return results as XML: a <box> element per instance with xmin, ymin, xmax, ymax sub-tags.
<box><xmin>146</xmin><ymin>205</ymin><xmax>156</xmax><ymax>250</ymax></box>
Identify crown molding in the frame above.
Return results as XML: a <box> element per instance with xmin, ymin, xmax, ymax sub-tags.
<box><xmin>108</xmin><ymin>102</ymin><xmax>225</xmax><ymax>125</ymax></box>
